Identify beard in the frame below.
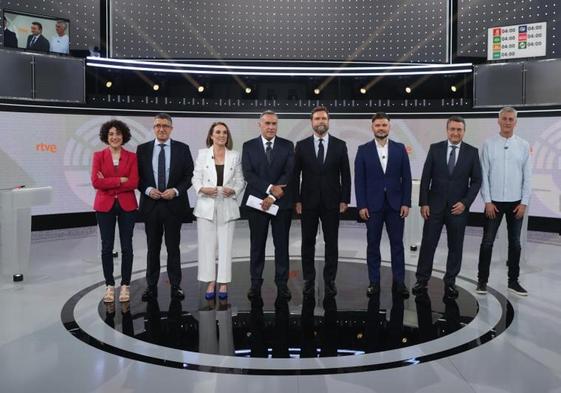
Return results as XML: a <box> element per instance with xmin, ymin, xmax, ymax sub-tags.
<box><xmin>313</xmin><ymin>124</ymin><xmax>329</xmax><ymax>135</ymax></box>
<box><xmin>374</xmin><ymin>132</ymin><xmax>388</xmax><ymax>140</ymax></box>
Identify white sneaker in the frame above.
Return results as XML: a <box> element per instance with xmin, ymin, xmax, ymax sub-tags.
<box><xmin>103</xmin><ymin>285</ymin><xmax>115</xmax><ymax>303</ymax></box>
<box><xmin>119</xmin><ymin>285</ymin><xmax>130</xmax><ymax>302</ymax></box>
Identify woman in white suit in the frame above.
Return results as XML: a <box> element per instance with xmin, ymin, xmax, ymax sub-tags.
<box><xmin>193</xmin><ymin>122</ymin><xmax>246</xmax><ymax>299</ymax></box>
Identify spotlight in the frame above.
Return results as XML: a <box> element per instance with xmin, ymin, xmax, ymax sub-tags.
<box><xmin>197</xmin><ymin>85</ymin><xmax>205</xmax><ymax>93</ymax></box>
<box><xmin>360</xmin><ymin>88</ymin><xmax>367</xmax><ymax>94</ymax></box>
<box><xmin>153</xmin><ymin>84</ymin><xmax>160</xmax><ymax>91</ymax></box>
<box><xmin>313</xmin><ymin>88</ymin><xmax>320</xmax><ymax>95</ymax></box>
<box><xmin>245</xmin><ymin>87</ymin><xmax>252</xmax><ymax>94</ymax></box>
<box><xmin>405</xmin><ymin>86</ymin><xmax>412</xmax><ymax>94</ymax></box>
<box><xmin>105</xmin><ymin>81</ymin><xmax>112</xmax><ymax>88</ymax></box>
<box><xmin>451</xmin><ymin>85</ymin><xmax>457</xmax><ymax>92</ymax></box>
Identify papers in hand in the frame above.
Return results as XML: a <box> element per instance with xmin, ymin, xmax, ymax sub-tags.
<box><xmin>246</xmin><ymin>195</ymin><xmax>279</xmax><ymax>216</ymax></box>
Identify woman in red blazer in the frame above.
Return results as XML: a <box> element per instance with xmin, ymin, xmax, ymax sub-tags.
<box><xmin>91</xmin><ymin>120</ymin><xmax>138</xmax><ymax>303</ymax></box>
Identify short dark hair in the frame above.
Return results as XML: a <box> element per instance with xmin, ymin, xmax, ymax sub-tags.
<box><xmin>99</xmin><ymin>119</ymin><xmax>132</xmax><ymax>145</ymax></box>
<box><xmin>311</xmin><ymin>105</ymin><xmax>329</xmax><ymax>120</ymax></box>
<box><xmin>154</xmin><ymin>112</ymin><xmax>172</xmax><ymax>124</ymax></box>
<box><xmin>446</xmin><ymin>115</ymin><xmax>466</xmax><ymax>129</ymax></box>
<box><xmin>206</xmin><ymin>121</ymin><xmax>233</xmax><ymax>150</ymax></box>
<box><xmin>371</xmin><ymin>112</ymin><xmax>390</xmax><ymax>122</ymax></box>
<box><xmin>32</xmin><ymin>21</ymin><xmax>43</xmax><ymax>31</ymax></box>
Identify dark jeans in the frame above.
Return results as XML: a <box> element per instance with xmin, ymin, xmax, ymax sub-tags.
<box><xmin>478</xmin><ymin>200</ymin><xmax>523</xmax><ymax>284</ymax></box>
<box><xmin>96</xmin><ymin>200</ymin><xmax>137</xmax><ymax>286</ymax></box>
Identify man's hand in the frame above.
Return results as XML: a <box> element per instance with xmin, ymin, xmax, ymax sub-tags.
<box><xmin>295</xmin><ymin>202</ymin><xmax>302</xmax><ymax>215</ymax></box>
<box><xmin>200</xmin><ymin>187</ymin><xmax>218</xmax><ymax>197</ymax></box>
<box><xmin>261</xmin><ymin>195</ymin><xmax>275</xmax><ymax>211</ymax></box>
<box><xmin>161</xmin><ymin>189</ymin><xmax>176</xmax><ymax>200</ymax></box>
<box><xmin>222</xmin><ymin>187</ymin><xmax>235</xmax><ymax>197</ymax></box>
<box><xmin>270</xmin><ymin>184</ymin><xmax>286</xmax><ymax>199</ymax></box>
<box><xmin>513</xmin><ymin>204</ymin><xmax>526</xmax><ymax>220</ymax></box>
<box><xmin>451</xmin><ymin>201</ymin><xmax>465</xmax><ymax>215</ymax></box>
<box><xmin>359</xmin><ymin>208</ymin><xmax>370</xmax><ymax>221</ymax></box>
<box><xmin>149</xmin><ymin>189</ymin><xmax>162</xmax><ymax>200</ymax></box>
<box><xmin>400</xmin><ymin>205</ymin><xmax>409</xmax><ymax>218</ymax></box>
<box><xmin>484</xmin><ymin>202</ymin><xmax>498</xmax><ymax>219</ymax></box>
<box><xmin>97</xmin><ymin>171</ymin><xmax>104</xmax><ymax>179</ymax></box>
<box><xmin>420</xmin><ymin>205</ymin><xmax>430</xmax><ymax>220</ymax></box>
<box><xmin>120</xmin><ymin>177</ymin><xmax>128</xmax><ymax>183</ymax></box>
<box><xmin>339</xmin><ymin>202</ymin><xmax>348</xmax><ymax>213</ymax></box>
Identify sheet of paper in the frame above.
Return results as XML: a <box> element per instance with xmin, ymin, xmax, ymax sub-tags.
<box><xmin>245</xmin><ymin>194</ymin><xmax>279</xmax><ymax>216</ymax></box>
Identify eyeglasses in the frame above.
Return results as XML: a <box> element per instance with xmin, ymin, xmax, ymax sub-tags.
<box><xmin>153</xmin><ymin>124</ymin><xmax>172</xmax><ymax>130</ymax></box>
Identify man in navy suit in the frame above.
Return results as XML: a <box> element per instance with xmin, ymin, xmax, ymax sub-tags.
<box><xmin>137</xmin><ymin>113</ymin><xmax>194</xmax><ymax>301</ymax></box>
<box><xmin>355</xmin><ymin>112</ymin><xmax>412</xmax><ymax>298</ymax></box>
<box><xmin>412</xmin><ymin>116</ymin><xmax>482</xmax><ymax>299</ymax></box>
<box><xmin>242</xmin><ymin>110</ymin><xmax>295</xmax><ymax>301</ymax></box>
<box><xmin>25</xmin><ymin>22</ymin><xmax>50</xmax><ymax>52</ymax></box>
<box><xmin>3</xmin><ymin>16</ymin><xmax>18</xmax><ymax>48</ymax></box>
<box><xmin>293</xmin><ymin>106</ymin><xmax>351</xmax><ymax>298</ymax></box>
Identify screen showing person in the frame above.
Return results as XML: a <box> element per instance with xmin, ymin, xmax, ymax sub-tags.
<box><xmin>2</xmin><ymin>10</ymin><xmax>70</xmax><ymax>54</ymax></box>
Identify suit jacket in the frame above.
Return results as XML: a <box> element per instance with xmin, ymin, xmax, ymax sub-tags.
<box><xmin>26</xmin><ymin>34</ymin><xmax>49</xmax><ymax>52</ymax></box>
<box><xmin>241</xmin><ymin>136</ymin><xmax>294</xmax><ymax>210</ymax></box>
<box><xmin>293</xmin><ymin>135</ymin><xmax>351</xmax><ymax>209</ymax></box>
<box><xmin>136</xmin><ymin>139</ymin><xmax>194</xmax><ymax>221</ymax></box>
<box><xmin>192</xmin><ymin>147</ymin><xmax>246</xmax><ymax>222</ymax></box>
<box><xmin>91</xmin><ymin>147</ymin><xmax>139</xmax><ymax>212</ymax></box>
<box><xmin>3</xmin><ymin>28</ymin><xmax>18</xmax><ymax>48</ymax></box>
<box><xmin>355</xmin><ymin>139</ymin><xmax>412</xmax><ymax>212</ymax></box>
<box><xmin>419</xmin><ymin>140</ymin><xmax>482</xmax><ymax>213</ymax></box>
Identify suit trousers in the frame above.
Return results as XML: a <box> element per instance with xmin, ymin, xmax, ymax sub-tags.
<box><xmin>415</xmin><ymin>208</ymin><xmax>468</xmax><ymax>285</ymax></box>
<box><xmin>144</xmin><ymin>201</ymin><xmax>183</xmax><ymax>287</ymax></box>
<box><xmin>365</xmin><ymin>195</ymin><xmax>405</xmax><ymax>284</ymax></box>
<box><xmin>196</xmin><ymin>198</ymin><xmax>235</xmax><ymax>283</ymax></box>
<box><xmin>301</xmin><ymin>207</ymin><xmax>339</xmax><ymax>284</ymax></box>
<box><xmin>247</xmin><ymin>208</ymin><xmax>292</xmax><ymax>289</ymax></box>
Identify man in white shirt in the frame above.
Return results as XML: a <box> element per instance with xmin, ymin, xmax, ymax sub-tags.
<box><xmin>50</xmin><ymin>20</ymin><xmax>69</xmax><ymax>54</ymax></box>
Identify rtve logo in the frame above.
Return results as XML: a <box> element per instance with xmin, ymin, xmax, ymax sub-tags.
<box><xmin>36</xmin><ymin>143</ymin><xmax>57</xmax><ymax>153</ymax></box>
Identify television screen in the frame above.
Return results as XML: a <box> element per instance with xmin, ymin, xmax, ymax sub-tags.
<box><xmin>3</xmin><ymin>9</ymin><xmax>70</xmax><ymax>55</ymax></box>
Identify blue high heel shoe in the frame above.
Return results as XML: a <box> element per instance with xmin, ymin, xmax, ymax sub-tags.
<box><xmin>218</xmin><ymin>291</ymin><xmax>228</xmax><ymax>300</ymax></box>
<box><xmin>205</xmin><ymin>291</ymin><xmax>216</xmax><ymax>300</ymax></box>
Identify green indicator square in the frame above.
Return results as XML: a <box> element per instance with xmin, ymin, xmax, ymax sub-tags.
<box><xmin>519</xmin><ymin>42</ymin><xmax>527</xmax><ymax>49</ymax></box>
<box><xmin>493</xmin><ymin>52</ymin><xmax>501</xmax><ymax>59</ymax></box>
<box><xmin>493</xmin><ymin>37</ymin><xmax>502</xmax><ymax>43</ymax></box>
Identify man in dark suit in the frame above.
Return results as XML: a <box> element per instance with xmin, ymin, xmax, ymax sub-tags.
<box><xmin>355</xmin><ymin>112</ymin><xmax>412</xmax><ymax>298</ymax></box>
<box><xmin>412</xmin><ymin>116</ymin><xmax>482</xmax><ymax>299</ymax></box>
<box><xmin>242</xmin><ymin>110</ymin><xmax>294</xmax><ymax>301</ymax></box>
<box><xmin>293</xmin><ymin>106</ymin><xmax>351</xmax><ymax>298</ymax></box>
<box><xmin>3</xmin><ymin>17</ymin><xmax>18</xmax><ymax>48</ymax></box>
<box><xmin>137</xmin><ymin>113</ymin><xmax>194</xmax><ymax>301</ymax></box>
<box><xmin>25</xmin><ymin>22</ymin><xmax>50</xmax><ymax>52</ymax></box>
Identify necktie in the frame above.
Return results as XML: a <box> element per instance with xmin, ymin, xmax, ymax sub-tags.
<box><xmin>31</xmin><ymin>36</ymin><xmax>38</xmax><ymax>46</ymax></box>
<box><xmin>317</xmin><ymin>138</ymin><xmax>324</xmax><ymax>164</ymax></box>
<box><xmin>158</xmin><ymin>143</ymin><xmax>166</xmax><ymax>191</ymax></box>
<box><xmin>265</xmin><ymin>141</ymin><xmax>272</xmax><ymax>165</ymax></box>
<box><xmin>448</xmin><ymin>145</ymin><xmax>457</xmax><ymax>175</ymax></box>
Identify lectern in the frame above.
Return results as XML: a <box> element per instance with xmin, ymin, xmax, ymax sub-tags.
<box><xmin>0</xmin><ymin>187</ymin><xmax>53</xmax><ymax>280</ymax></box>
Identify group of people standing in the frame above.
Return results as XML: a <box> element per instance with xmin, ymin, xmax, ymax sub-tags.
<box><xmin>91</xmin><ymin>105</ymin><xmax>532</xmax><ymax>305</ymax></box>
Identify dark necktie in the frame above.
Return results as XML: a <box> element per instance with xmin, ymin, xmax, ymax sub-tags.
<box><xmin>265</xmin><ymin>141</ymin><xmax>272</xmax><ymax>165</ymax></box>
<box><xmin>31</xmin><ymin>36</ymin><xmax>38</xmax><ymax>46</ymax></box>
<box><xmin>158</xmin><ymin>143</ymin><xmax>166</xmax><ymax>191</ymax></box>
<box><xmin>317</xmin><ymin>138</ymin><xmax>324</xmax><ymax>164</ymax></box>
<box><xmin>448</xmin><ymin>145</ymin><xmax>457</xmax><ymax>175</ymax></box>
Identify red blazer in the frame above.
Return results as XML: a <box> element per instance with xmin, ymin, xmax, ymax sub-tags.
<box><xmin>91</xmin><ymin>147</ymin><xmax>139</xmax><ymax>212</ymax></box>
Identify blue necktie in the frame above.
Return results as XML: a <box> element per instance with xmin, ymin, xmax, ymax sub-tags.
<box><xmin>158</xmin><ymin>143</ymin><xmax>166</xmax><ymax>191</ymax></box>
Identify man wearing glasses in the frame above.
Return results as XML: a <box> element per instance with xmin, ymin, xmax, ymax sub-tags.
<box><xmin>137</xmin><ymin>113</ymin><xmax>194</xmax><ymax>301</ymax></box>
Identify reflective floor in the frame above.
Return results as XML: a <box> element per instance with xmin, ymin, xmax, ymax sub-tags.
<box><xmin>2</xmin><ymin>221</ymin><xmax>561</xmax><ymax>392</ymax></box>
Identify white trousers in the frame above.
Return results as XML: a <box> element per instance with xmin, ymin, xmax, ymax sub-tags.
<box><xmin>196</xmin><ymin>198</ymin><xmax>235</xmax><ymax>283</ymax></box>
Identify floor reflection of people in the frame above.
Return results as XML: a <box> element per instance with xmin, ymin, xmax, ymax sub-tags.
<box><xmin>142</xmin><ymin>298</ymin><xmax>184</xmax><ymax>348</ymax></box>
<box><xmin>300</xmin><ymin>296</ymin><xmax>317</xmax><ymax>358</ymax></box>
<box><xmin>249</xmin><ymin>299</ymin><xmax>267</xmax><ymax>358</ymax></box>
<box><xmin>272</xmin><ymin>299</ymin><xmax>289</xmax><ymax>358</ymax></box>
<box><xmin>103</xmin><ymin>302</ymin><xmax>134</xmax><ymax>337</ymax></box>
<box><xmin>415</xmin><ymin>293</ymin><xmax>437</xmax><ymax>342</ymax></box>
<box><xmin>320</xmin><ymin>297</ymin><xmax>338</xmax><ymax>357</ymax></box>
<box><xmin>365</xmin><ymin>295</ymin><xmax>382</xmax><ymax>353</ymax></box>
<box><xmin>387</xmin><ymin>293</ymin><xmax>405</xmax><ymax>349</ymax></box>
<box><xmin>198</xmin><ymin>300</ymin><xmax>234</xmax><ymax>356</ymax></box>
<box><xmin>442</xmin><ymin>298</ymin><xmax>461</xmax><ymax>335</ymax></box>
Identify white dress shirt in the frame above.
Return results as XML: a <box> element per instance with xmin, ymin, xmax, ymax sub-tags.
<box><xmin>447</xmin><ymin>141</ymin><xmax>462</xmax><ymax>166</ymax></box>
<box><xmin>375</xmin><ymin>139</ymin><xmax>389</xmax><ymax>173</ymax></box>
<box><xmin>50</xmin><ymin>34</ymin><xmax>69</xmax><ymax>54</ymax></box>
<box><xmin>313</xmin><ymin>133</ymin><xmax>329</xmax><ymax>162</ymax></box>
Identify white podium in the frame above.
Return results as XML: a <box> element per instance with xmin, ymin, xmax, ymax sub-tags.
<box><xmin>0</xmin><ymin>187</ymin><xmax>53</xmax><ymax>280</ymax></box>
<box><xmin>405</xmin><ymin>180</ymin><xmax>423</xmax><ymax>253</ymax></box>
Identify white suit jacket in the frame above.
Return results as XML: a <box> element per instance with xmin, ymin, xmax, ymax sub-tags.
<box><xmin>192</xmin><ymin>147</ymin><xmax>246</xmax><ymax>222</ymax></box>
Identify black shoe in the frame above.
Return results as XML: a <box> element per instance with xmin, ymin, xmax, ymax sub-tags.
<box><xmin>303</xmin><ymin>281</ymin><xmax>315</xmax><ymax>297</ymax></box>
<box><xmin>412</xmin><ymin>281</ymin><xmax>428</xmax><ymax>296</ymax></box>
<box><xmin>247</xmin><ymin>287</ymin><xmax>262</xmax><ymax>301</ymax></box>
<box><xmin>366</xmin><ymin>282</ymin><xmax>380</xmax><ymax>297</ymax></box>
<box><xmin>392</xmin><ymin>282</ymin><xmax>410</xmax><ymax>299</ymax></box>
<box><xmin>475</xmin><ymin>282</ymin><xmax>487</xmax><ymax>294</ymax></box>
<box><xmin>444</xmin><ymin>284</ymin><xmax>459</xmax><ymax>299</ymax></box>
<box><xmin>508</xmin><ymin>281</ymin><xmax>528</xmax><ymax>296</ymax></box>
<box><xmin>170</xmin><ymin>286</ymin><xmax>185</xmax><ymax>300</ymax></box>
<box><xmin>277</xmin><ymin>285</ymin><xmax>292</xmax><ymax>301</ymax></box>
<box><xmin>141</xmin><ymin>286</ymin><xmax>157</xmax><ymax>301</ymax></box>
<box><xmin>325</xmin><ymin>281</ymin><xmax>337</xmax><ymax>297</ymax></box>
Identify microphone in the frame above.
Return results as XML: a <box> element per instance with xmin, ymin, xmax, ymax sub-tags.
<box><xmin>504</xmin><ymin>146</ymin><xmax>509</xmax><ymax>150</ymax></box>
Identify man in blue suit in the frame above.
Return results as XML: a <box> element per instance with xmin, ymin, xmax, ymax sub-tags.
<box><xmin>242</xmin><ymin>110</ymin><xmax>295</xmax><ymax>302</ymax></box>
<box><xmin>355</xmin><ymin>112</ymin><xmax>412</xmax><ymax>298</ymax></box>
